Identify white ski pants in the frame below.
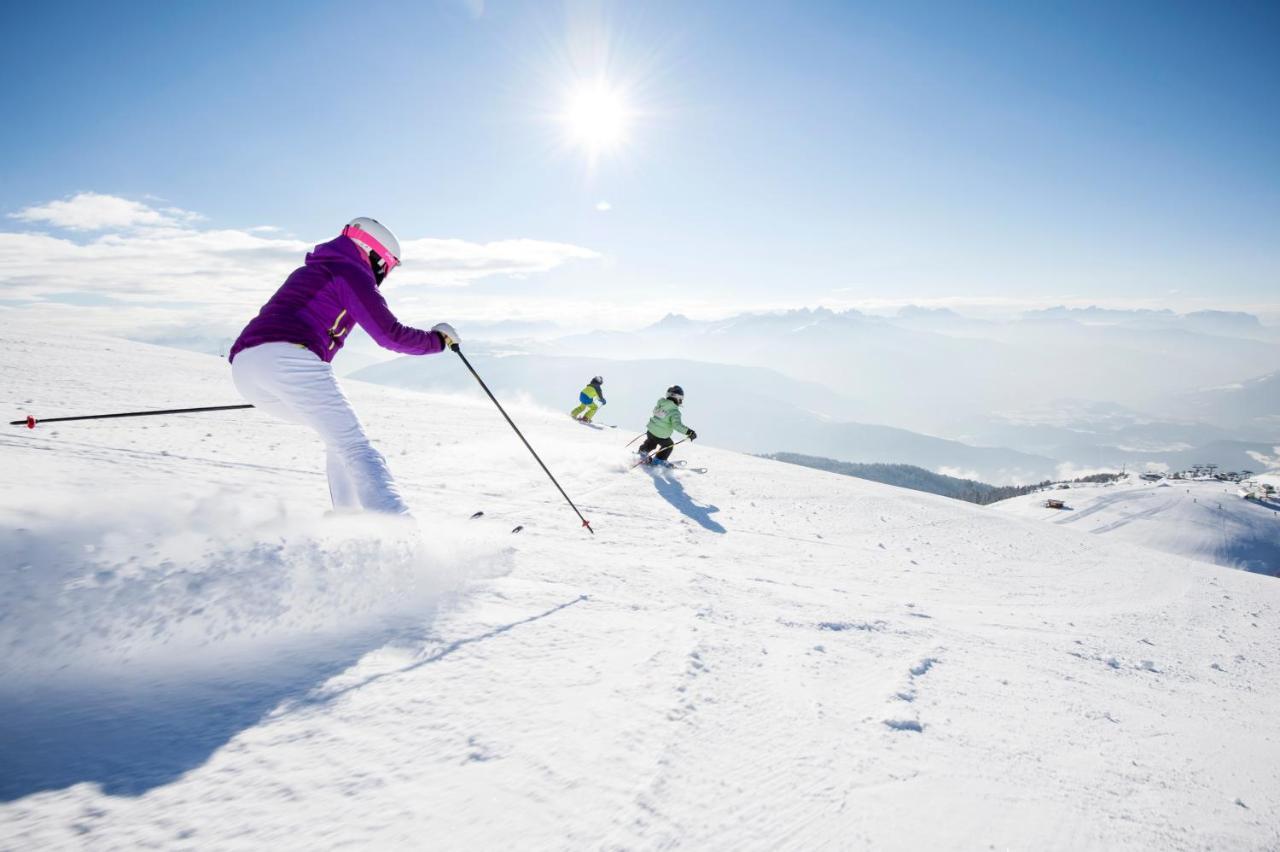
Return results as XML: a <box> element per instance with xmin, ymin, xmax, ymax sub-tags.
<box><xmin>231</xmin><ymin>342</ymin><xmax>409</xmax><ymax>515</ymax></box>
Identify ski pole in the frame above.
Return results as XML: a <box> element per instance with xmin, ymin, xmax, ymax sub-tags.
<box><xmin>624</xmin><ymin>432</ymin><xmax>645</xmax><ymax>448</ymax></box>
<box><xmin>451</xmin><ymin>344</ymin><xmax>593</xmax><ymax>535</ymax></box>
<box><xmin>11</xmin><ymin>404</ymin><xmax>254</xmax><ymax>429</ymax></box>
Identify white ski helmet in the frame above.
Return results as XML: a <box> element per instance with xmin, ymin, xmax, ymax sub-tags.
<box><xmin>342</xmin><ymin>216</ymin><xmax>401</xmax><ymax>283</ymax></box>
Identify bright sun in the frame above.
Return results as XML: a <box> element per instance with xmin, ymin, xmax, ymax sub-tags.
<box><xmin>563</xmin><ymin>82</ymin><xmax>630</xmax><ymax>155</ymax></box>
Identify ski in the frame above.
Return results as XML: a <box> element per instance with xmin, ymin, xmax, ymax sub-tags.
<box><xmin>570</xmin><ymin>415</ymin><xmax>616</xmax><ymax>430</ymax></box>
<box><xmin>643</xmin><ymin>460</ymin><xmax>708</xmax><ymax>475</ymax></box>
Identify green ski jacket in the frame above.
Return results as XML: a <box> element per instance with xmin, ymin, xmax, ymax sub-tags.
<box><xmin>646</xmin><ymin>397</ymin><xmax>689</xmax><ymax>439</ymax></box>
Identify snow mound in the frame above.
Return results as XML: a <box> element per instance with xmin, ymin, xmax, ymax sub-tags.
<box><xmin>989</xmin><ymin>477</ymin><xmax>1280</xmax><ymax>576</ymax></box>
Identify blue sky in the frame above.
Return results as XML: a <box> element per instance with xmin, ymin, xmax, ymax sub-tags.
<box><xmin>2</xmin><ymin>0</ymin><xmax>1278</xmax><ymax>328</ymax></box>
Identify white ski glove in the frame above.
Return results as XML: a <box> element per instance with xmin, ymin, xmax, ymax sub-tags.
<box><xmin>432</xmin><ymin>322</ymin><xmax>460</xmax><ymax>348</ymax></box>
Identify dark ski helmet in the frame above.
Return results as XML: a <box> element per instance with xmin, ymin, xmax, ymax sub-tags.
<box><xmin>591</xmin><ymin>375</ymin><xmax>603</xmax><ymax>385</ymax></box>
<box><xmin>667</xmin><ymin>385</ymin><xmax>684</xmax><ymax>404</ymax></box>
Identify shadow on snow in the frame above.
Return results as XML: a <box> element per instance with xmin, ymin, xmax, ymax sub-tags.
<box><xmin>648</xmin><ymin>468</ymin><xmax>726</xmax><ymax>533</ymax></box>
<box><xmin>0</xmin><ymin>595</ymin><xmax>587</xmax><ymax>801</ymax></box>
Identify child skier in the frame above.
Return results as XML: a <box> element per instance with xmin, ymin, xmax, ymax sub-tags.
<box><xmin>229</xmin><ymin>217</ymin><xmax>459</xmax><ymax>516</ymax></box>
<box><xmin>570</xmin><ymin>376</ymin><xmax>606</xmax><ymax>423</ymax></box>
<box><xmin>637</xmin><ymin>385</ymin><xmax>697</xmax><ymax>465</ymax></box>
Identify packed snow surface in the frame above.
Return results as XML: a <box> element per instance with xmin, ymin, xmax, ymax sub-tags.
<box><xmin>1</xmin><ymin>327</ymin><xmax>1278</xmax><ymax>850</ymax></box>
<box><xmin>990</xmin><ymin>477</ymin><xmax>1280</xmax><ymax>577</ymax></box>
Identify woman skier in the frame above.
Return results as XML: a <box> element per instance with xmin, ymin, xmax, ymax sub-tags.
<box><xmin>570</xmin><ymin>376</ymin><xmax>606</xmax><ymax>423</ymax></box>
<box><xmin>229</xmin><ymin>217</ymin><xmax>459</xmax><ymax>515</ymax></box>
<box><xmin>637</xmin><ymin>385</ymin><xmax>697</xmax><ymax>465</ymax></box>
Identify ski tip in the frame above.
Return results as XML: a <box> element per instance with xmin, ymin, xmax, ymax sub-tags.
<box><xmin>511</xmin><ymin>525</ymin><xmax>523</xmax><ymax>534</ymax></box>
<box><xmin>470</xmin><ymin>511</ymin><xmax>485</xmax><ymax>520</ymax></box>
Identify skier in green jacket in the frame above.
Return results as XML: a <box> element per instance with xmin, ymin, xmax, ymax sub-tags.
<box><xmin>637</xmin><ymin>385</ymin><xmax>697</xmax><ymax>465</ymax></box>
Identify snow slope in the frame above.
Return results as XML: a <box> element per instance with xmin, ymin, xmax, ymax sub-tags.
<box><xmin>2</xmin><ymin>327</ymin><xmax>1279</xmax><ymax>850</ymax></box>
<box><xmin>990</xmin><ymin>477</ymin><xmax>1280</xmax><ymax>577</ymax></box>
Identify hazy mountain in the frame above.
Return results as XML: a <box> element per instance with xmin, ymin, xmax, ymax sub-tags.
<box><xmin>1169</xmin><ymin>370</ymin><xmax>1280</xmax><ymax>435</ymax></box>
<box><xmin>1021</xmin><ymin>306</ymin><xmax>1275</xmax><ymax>340</ymax></box>
<box><xmin>544</xmin><ymin>307</ymin><xmax>1280</xmax><ymax>437</ymax></box>
<box><xmin>350</xmin><ymin>351</ymin><xmax>1058</xmax><ymax>484</ymax></box>
<box><xmin>968</xmin><ymin>399</ymin><xmax>1236</xmax><ymax>454</ymax></box>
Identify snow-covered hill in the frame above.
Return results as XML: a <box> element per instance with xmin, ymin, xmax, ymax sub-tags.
<box><xmin>989</xmin><ymin>477</ymin><xmax>1280</xmax><ymax>577</ymax></box>
<box><xmin>2</xmin><ymin>328</ymin><xmax>1278</xmax><ymax>850</ymax></box>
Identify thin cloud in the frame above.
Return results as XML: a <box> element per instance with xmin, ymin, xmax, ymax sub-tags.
<box><xmin>1245</xmin><ymin>448</ymin><xmax>1280</xmax><ymax>471</ymax></box>
<box><xmin>11</xmin><ymin>192</ymin><xmax>203</xmax><ymax>231</ymax></box>
<box><xmin>397</xmin><ymin>237</ymin><xmax>600</xmax><ymax>286</ymax></box>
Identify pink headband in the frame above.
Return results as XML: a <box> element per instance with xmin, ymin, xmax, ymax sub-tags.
<box><xmin>342</xmin><ymin>225</ymin><xmax>400</xmax><ymax>273</ymax></box>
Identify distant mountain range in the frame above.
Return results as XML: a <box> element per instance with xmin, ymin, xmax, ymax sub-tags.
<box><xmin>542</xmin><ymin>306</ymin><xmax>1280</xmax><ymax>441</ymax></box>
<box><xmin>351</xmin><ymin>351</ymin><xmax>1058</xmax><ymax>484</ymax></box>
<box><xmin>1020</xmin><ymin>306</ymin><xmax>1277</xmax><ymax>340</ymax></box>
<box><xmin>352</xmin><ymin>348</ymin><xmax>1277</xmax><ymax>485</ymax></box>
<box><xmin>136</xmin><ymin>302</ymin><xmax>1277</xmax><ymax>485</ymax></box>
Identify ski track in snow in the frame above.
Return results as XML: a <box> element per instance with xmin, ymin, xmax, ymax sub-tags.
<box><xmin>1</xmin><ymin>329</ymin><xmax>1278</xmax><ymax>850</ymax></box>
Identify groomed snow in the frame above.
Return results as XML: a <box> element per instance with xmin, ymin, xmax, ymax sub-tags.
<box><xmin>1</xmin><ymin>326</ymin><xmax>1278</xmax><ymax>850</ymax></box>
<box><xmin>989</xmin><ymin>477</ymin><xmax>1280</xmax><ymax>577</ymax></box>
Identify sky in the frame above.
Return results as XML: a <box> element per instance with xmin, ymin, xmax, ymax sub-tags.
<box><xmin>1</xmin><ymin>0</ymin><xmax>1278</xmax><ymax>338</ymax></box>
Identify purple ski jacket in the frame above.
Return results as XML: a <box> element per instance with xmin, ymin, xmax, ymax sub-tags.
<box><xmin>229</xmin><ymin>235</ymin><xmax>444</xmax><ymax>364</ymax></box>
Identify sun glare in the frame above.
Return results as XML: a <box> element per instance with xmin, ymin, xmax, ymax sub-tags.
<box><xmin>563</xmin><ymin>81</ymin><xmax>630</xmax><ymax>156</ymax></box>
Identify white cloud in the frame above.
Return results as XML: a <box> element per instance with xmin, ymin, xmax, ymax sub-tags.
<box><xmin>1245</xmin><ymin>448</ymin><xmax>1280</xmax><ymax>471</ymax></box>
<box><xmin>1054</xmin><ymin>462</ymin><xmax>1123</xmax><ymax>480</ymax></box>
<box><xmin>11</xmin><ymin>192</ymin><xmax>202</xmax><ymax>231</ymax></box>
<box><xmin>936</xmin><ymin>466</ymin><xmax>982</xmax><ymax>481</ymax></box>
<box><xmin>396</xmin><ymin>237</ymin><xmax>600</xmax><ymax>287</ymax></box>
<box><xmin>0</xmin><ymin>227</ymin><xmax>308</xmax><ymax>304</ymax></box>
<box><xmin>0</xmin><ymin>193</ymin><xmax>601</xmax><ymax>346</ymax></box>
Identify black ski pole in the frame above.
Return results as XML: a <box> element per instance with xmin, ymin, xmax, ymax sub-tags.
<box><xmin>451</xmin><ymin>344</ymin><xmax>593</xmax><ymax>535</ymax></box>
<box><xmin>11</xmin><ymin>404</ymin><xmax>255</xmax><ymax>429</ymax></box>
